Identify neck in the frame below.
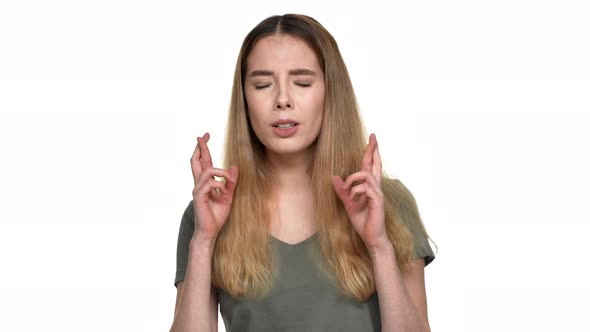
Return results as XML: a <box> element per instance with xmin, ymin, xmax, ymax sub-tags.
<box><xmin>265</xmin><ymin>144</ymin><xmax>315</xmax><ymax>192</ymax></box>
<box><xmin>264</xmin><ymin>145</ymin><xmax>318</xmax><ymax>236</ymax></box>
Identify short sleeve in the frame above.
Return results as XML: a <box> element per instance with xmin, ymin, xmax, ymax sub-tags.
<box><xmin>396</xmin><ymin>183</ymin><xmax>435</xmax><ymax>267</ymax></box>
<box><xmin>174</xmin><ymin>200</ymin><xmax>196</xmax><ymax>287</ymax></box>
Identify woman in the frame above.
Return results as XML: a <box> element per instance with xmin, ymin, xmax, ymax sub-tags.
<box><xmin>171</xmin><ymin>14</ymin><xmax>435</xmax><ymax>332</ymax></box>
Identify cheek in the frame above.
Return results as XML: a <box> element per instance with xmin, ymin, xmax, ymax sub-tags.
<box><xmin>248</xmin><ymin>112</ymin><xmax>265</xmax><ymax>134</ymax></box>
<box><xmin>311</xmin><ymin>85</ymin><xmax>325</xmax><ymax>109</ymax></box>
<box><xmin>246</xmin><ymin>91</ymin><xmax>272</xmax><ymax>110</ymax></box>
<box><xmin>308</xmin><ymin>101</ymin><xmax>324</xmax><ymax>136</ymax></box>
<box><xmin>245</xmin><ymin>95</ymin><xmax>264</xmax><ymax>123</ymax></box>
<box><xmin>311</xmin><ymin>91</ymin><xmax>325</xmax><ymax>121</ymax></box>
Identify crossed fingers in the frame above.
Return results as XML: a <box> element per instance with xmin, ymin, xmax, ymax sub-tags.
<box><xmin>191</xmin><ymin>132</ymin><xmax>210</xmax><ymax>174</ymax></box>
<box><xmin>360</xmin><ymin>133</ymin><xmax>382</xmax><ymax>183</ymax></box>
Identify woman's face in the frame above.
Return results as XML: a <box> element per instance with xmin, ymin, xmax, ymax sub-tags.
<box><xmin>244</xmin><ymin>34</ymin><xmax>325</xmax><ymax>159</ymax></box>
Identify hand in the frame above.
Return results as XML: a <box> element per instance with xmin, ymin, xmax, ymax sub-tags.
<box><xmin>191</xmin><ymin>132</ymin><xmax>239</xmax><ymax>243</ymax></box>
<box><xmin>331</xmin><ymin>134</ymin><xmax>389</xmax><ymax>250</ymax></box>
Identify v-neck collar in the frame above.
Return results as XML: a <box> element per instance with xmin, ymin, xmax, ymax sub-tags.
<box><xmin>269</xmin><ymin>232</ymin><xmax>317</xmax><ymax>247</ymax></box>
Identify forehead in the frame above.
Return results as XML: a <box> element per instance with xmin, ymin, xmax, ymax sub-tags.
<box><xmin>246</xmin><ymin>35</ymin><xmax>321</xmax><ymax>73</ymax></box>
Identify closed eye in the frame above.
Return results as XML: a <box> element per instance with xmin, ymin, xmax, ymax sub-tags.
<box><xmin>254</xmin><ymin>83</ymin><xmax>312</xmax><ymax>90</ymax></box>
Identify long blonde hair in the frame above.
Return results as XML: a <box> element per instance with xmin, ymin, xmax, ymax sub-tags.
<box><xmin>211</xmin><ymin>14</ymin><xmax>428</xmax><ymax>301</ymax></box>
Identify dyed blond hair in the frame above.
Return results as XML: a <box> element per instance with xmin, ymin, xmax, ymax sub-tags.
<box><xmin>211</xmin><ymin>14</ymin><xmax>429</xmax><ymax>301</ymax></box>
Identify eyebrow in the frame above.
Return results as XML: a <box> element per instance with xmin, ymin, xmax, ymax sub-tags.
<box><xmin>248</xmin><ymin>68</ymin><xmax>317</xmax><ymax>78</ymax></box>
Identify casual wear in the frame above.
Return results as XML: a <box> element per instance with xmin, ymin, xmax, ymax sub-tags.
<box><xmin>175</xmin><ymin>199</ymin><xmax>435</xmax><ymax>332</ymax></box>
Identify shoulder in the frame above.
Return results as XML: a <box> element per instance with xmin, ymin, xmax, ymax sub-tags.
<box><xmin>179</xmin><ymin>200</ymin><xmax>196</xmax><ymax>232</ymax></box>
<box><xmin>182</xmin><ymin>200</ymin><xmax>195</xmax><ymax>220</ymax></box>
<box><xmin>381</xmin><ymin>177</ymin><xmax>417</xmax><ymax>212</ymax></box>
<box><xmin>381</xmin><ymin>177</ymin><xmax>423</xmax><ymax>238</ymax></box>
<box><xmin>382</xmin><ymin>177</ymin><xmax>436</xmax><ymax>266</ymax></box>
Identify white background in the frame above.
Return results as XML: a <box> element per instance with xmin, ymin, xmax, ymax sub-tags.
<box><xmin>1</xmin><ymin>1</ymin><xmax>589</xmax><ymax>331</ymax></box>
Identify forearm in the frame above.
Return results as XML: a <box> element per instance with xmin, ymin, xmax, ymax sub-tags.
<box><xmin>371</xmin><ymin>243</ymin><xmax>430</xmax><ymax>332</ymax></box>
<box><xmin>170</xmin><ymin>237</ymin><xmax>215</xmax><ymax>332</ymax></box>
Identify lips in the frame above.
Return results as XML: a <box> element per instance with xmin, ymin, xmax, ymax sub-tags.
<box><xmin>271</xmin><ymin>118</ymin><xmax>300</xmax><ymax>137</ymax></box>
<box><xmin>272</xmin><ymin>119</ymin><xmax>299</xmax><ymax>127</ymax></box>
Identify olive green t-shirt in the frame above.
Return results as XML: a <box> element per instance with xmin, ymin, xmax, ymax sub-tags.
<box><xmin>175</xmin><ymin>200</ymin><xmax>434</xmax><ymax>332</ymax></box>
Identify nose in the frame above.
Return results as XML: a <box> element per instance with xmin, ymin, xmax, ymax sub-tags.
<box><xmin>274</xmin><ymin>84</ymin><xmax>292</xmax><ymax>110</ymax></box>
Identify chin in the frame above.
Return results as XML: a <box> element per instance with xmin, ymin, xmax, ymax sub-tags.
<box><xmin>267</xmin><ymin>140</ymin><xmax>316</xmax><ymax>155</ymax></box>
<box><xmin>268</xmin><ymin>145</ymin><xmax>305</xmax><ymax>155</ymax></box>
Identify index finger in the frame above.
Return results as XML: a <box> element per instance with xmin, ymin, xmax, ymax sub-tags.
<box><xmin>372</xmin><ymin>136</ymin><xmax>382</xmax><ymax>183</ymax></box>
<box><xmin>191</xmin><ymin>137</ymin><xmax>203</xmax><ymax>177</ymax></box>
<box><xmin>197</xmin><ymin>132</ymin><xmax>213</xmax><ymax>170</ymax></box>
<box><xmin>361</xmin><ymin>133</ymin><xmax>376</xmax><ymax>171</ymax></box>
<box><xmin>191</xmin><ymin>133</ymin><xmax>212</xmax><ymax>186</ymax></box>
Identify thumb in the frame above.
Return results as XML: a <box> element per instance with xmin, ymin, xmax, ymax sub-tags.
<box><xmin>225</xmin><ymin>165</ymin><xmax>239</xmax><ymax>195</ymax></box>
<box><xmin>331</xmin><ymin>175</ymin><xmax>347</xmax><ymax>202</ymax></box>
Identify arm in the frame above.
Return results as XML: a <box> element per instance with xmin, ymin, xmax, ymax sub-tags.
<box><xmin>331</xmin><ymin>134</ymin><xmax>432</xmax><ymax>330</ymax></box>
<box><xmin>170</xmin><ymin>237</ymin><xmax>218</xmax><ymax>332</ymax></box>
<box><xmin>370</xmin><ymin>243</ymin><xmax>430</xmax><ymax>332</ymax></box>
<box><xmin>173</xmin><ymin>282</ymin><xmax>218</xmax><ymax>332</ymax></box>
<box><xmin>174</xmin><ymin>281</ymin><xmax>218</xmax><ymax>332</ymax></box>
<box><xmin>171</xmin><ymin>133</ymin><xmax>238</xmax><ymax>331</ymax></box>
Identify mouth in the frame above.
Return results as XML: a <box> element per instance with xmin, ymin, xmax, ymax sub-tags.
<box><xmin>271</xmin><ymin>119</ymin><xmax>300</xmax><ymax>129</ymax></box>
<box><xmin>271</xmin><ymin>120</ymin><xmax>299</xmax><ymax>138</ymax></box>
<box><xmin>272</xmin><ymin>123</ymin><xmax>299</xmax><ymax>129</ymax></box>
